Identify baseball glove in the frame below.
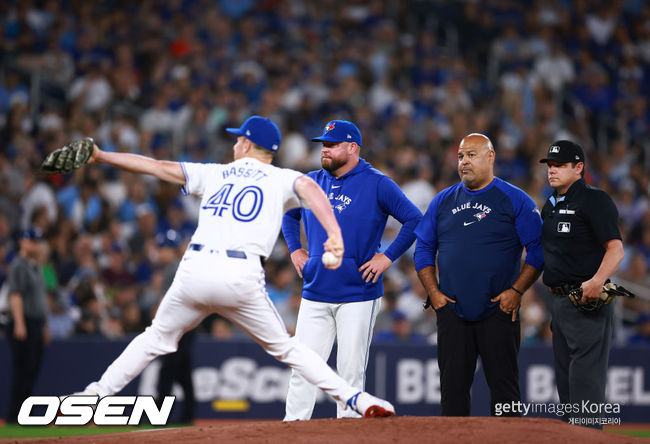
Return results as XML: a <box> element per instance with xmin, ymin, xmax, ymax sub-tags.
<box><xmin>41</xmin><ymin>138</ymin><xmax>94</xmax><ymax>174</ymax></box>
<box><xmin>568</xmin><ymin>282</ymin><xmax>636</xmax><ymax>313</ymax></box>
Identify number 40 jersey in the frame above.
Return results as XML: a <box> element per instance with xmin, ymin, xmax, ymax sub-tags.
<box><xmin>181</xmin><ymin>158</ymin><xmax>304</xmax><ymax>258</ymax></box>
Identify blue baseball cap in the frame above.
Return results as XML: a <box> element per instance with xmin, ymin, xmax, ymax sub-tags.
<box><xmin>312</xmin><ymin>120</ymin><xmax>362</xmax><ymax>146</ymax></box>
<box><xmin>226</xmin><ymin>116</ymin><xmax>281</xmax><ymax>152</ymax></box>
<box><xmin>22</xmin><ymin>227</ymin><xmax>44</xmax><ymax>241</ymax></box>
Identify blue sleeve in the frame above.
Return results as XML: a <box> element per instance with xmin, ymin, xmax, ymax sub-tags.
<box><xmin>282</xmin><ymin>208</ymin><xmax>303</xmax><ymax>253</ymax></box>
<box><xmin>413</xmin><ymin>195</ymin><xmax>442</xmax><ymax>272</ymax></box>
<box><xmin>377</xmin><ymin>176</ymin><xmax>423</xmax><ymax>262</ymax></box>
<box><xmin>509</xmin><ymin>188</ymin><xmax>544</xmax><ymax>270</ymax></box>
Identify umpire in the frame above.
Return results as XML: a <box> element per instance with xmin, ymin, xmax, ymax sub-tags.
<box><xmin>539</xmin><ymin>140</ymin><xmax>624</xmax><ymax>429</ymax></box>
<box><xmin>5</xmin><ymin>228</ymin><xmax>48</xmax><ymax>423</ymax></box>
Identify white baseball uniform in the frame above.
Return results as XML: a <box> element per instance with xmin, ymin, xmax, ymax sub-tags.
<box><xmin>81</xmin><ymin>157</ymin><xmax>360</xmax><ymax>409</ymax></box>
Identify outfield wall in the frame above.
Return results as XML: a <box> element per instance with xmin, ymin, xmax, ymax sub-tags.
<box><xmin>1</xmin><ymin>338</ymin><xmax>648</xmax><ymax>422</ymax></box>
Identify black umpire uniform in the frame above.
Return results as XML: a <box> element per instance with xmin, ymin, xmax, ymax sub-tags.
<box><xmin>6</xmin><ymin>229</ymin><xmax>48</xmax><ymax>423</ymax></box>
<box><xmin>539</xmin><ymin>140</ymin><xmax>623</xmax><ymax>429</ymax></box>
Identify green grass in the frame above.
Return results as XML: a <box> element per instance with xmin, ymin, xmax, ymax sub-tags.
<box><xmin>608</xmin><ymin>429</ymin><xmax>650</xmax><ymax>438</ymax></box>
<box><xmin>0</xmin><ymin>424</ymin><xmax>187</xmax><ymax>438</ymax></box>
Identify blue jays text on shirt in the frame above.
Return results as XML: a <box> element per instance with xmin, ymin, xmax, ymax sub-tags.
<box><xmin>329</xmin><ymin>192</ymin><xmax>352</xmax><ymax>213</ymax></box>
<box><xmin>451</xmin><ymin>201</ymin><xmax>492</xmax><ymax>215</ymax></box>
<box><xmin>451</xmin><ymin>201</ymin><xmax>492</xmax><ymax>223</ymax></box>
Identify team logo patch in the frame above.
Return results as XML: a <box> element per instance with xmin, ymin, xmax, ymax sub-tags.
<box><xmin>463</xmin><ymin>211</ymin><xmax>488</xmax><ymax>226</ymax></box>
<box><xmin>329</xmin><ymin>192</ymin><xmax>351</xmax><ymax>213</ymax></box>
<box><xmin>558</xmin><ymin>222</ymin><xmax>571</xmax><ymax>233</ymax></box>
<box><xmin>325</xmin><ymin>123</ymin><xmax>335</xmax><ymax>133</ymax></box>
<box><xmin>550</xmin><ymin>145</ymin><xmax>560</xmax><ymax>153</ymax></box>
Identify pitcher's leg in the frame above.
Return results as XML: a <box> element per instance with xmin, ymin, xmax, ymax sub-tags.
<box><xmin>334</xmin><ymin>298</ymin><xmax>381</xmax><ymax>418</ymax></box>
<box><xmin>85</xmin><ymin>287</ymin><xmax>205</xmax><ymax>397</ymax></box>
<box><xmin>227</xmin><ymin>295</ymin><xmax>358</xmax><ymax>411</ymax></box>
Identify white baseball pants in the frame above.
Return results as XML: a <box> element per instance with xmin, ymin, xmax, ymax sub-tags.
<box><xmin>83</xmin><ymin>248</ymin><xmax>359</xmax><ymax>410</ymax></box>
<box><xmin>284</xmin><ymin>297</ymin><xmax>381</xmax><ymax>420</ymax></box>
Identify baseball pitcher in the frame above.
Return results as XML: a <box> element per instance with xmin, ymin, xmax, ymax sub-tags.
<box><xmin>44</xmin><ymin>116</ymin><xmax>395</xmax><ymax>418</ymax></box>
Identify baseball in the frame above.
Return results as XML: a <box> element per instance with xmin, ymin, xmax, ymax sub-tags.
<box><xmin>322</xmin><ymin>252</ymin><xmax>338</xmax><ymax>266</ymax></box>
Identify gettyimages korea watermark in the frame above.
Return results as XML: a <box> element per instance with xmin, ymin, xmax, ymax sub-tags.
<box><xmin>17</xmin><ymin>395</ymin><xmax>175</xmax><ymax>426</ymax></box>
<box><xmin>494</xmin><ymin>400</ymin><xmax>622</xmax><ymax>425</ymax></box>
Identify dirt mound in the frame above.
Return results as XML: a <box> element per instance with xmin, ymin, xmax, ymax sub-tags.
<box><xmin>13</xmin><ymin>417</ymin><xmax>646</xmax><ymax>443</ymax></box>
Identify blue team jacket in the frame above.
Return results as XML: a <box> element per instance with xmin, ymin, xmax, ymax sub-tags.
<box><xmin>414</xmin><ymin>177</ymin><xmax>544</xmax><ymax>321</ymax></box>
<box><xmin>283</xmin><ymin>158</ymin><xmax>422</xmax><ymax>303</ymax></box>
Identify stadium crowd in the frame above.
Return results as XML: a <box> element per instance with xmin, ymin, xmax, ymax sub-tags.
<box><xmin>0</xmin><ymin>0</ymin><xmax>649</xmax><ymax>347</ymax></box>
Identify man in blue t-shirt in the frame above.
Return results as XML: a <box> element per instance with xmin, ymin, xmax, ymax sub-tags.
<box><xmin>414</xmin><ymin>133</ymin><xmax>543</xmax><ymax>416</ymax></box>
<box><xmin>283</xmin><ymin>120</ymin><xmax>422</xmax><ymax>419</ymax></box>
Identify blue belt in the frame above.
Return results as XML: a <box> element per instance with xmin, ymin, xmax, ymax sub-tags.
<box><xmin>189</xmin><ymin>243</ymin><xmax>247</xmax><ymax>259</ymax></box>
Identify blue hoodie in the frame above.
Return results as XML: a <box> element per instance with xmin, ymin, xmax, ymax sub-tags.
<box><xmin>283</xmin><ymin>158</ymin><xmax>422</xmax><ymax>303</ymax></box>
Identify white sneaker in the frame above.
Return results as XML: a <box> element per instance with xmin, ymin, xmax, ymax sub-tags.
<box><xmin>347</xmin><ymin>392</ymin><xmax>395</xmax><ymax>418</ymax></box>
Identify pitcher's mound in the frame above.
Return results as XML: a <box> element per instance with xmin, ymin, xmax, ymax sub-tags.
<box><xmin>20</xmin><ymin>417</ymin><xmax>646</xmax><ymax>443</ymax></box>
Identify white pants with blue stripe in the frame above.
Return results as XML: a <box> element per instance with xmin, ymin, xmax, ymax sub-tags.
<box><xmin>83</xmin><ymin>248</ymin><xmax>359</xmax><ymax>410</ymax></box>
<box><xmin>284</xmin><ymin>297</ymin><xmax>381</xmax><ymax>420</ymax></box>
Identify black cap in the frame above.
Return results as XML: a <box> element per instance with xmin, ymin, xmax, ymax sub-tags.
<box><xmin>539</xmin><ymin>140</ymin><xmax>585</xmax><ymax>164</ymax></box>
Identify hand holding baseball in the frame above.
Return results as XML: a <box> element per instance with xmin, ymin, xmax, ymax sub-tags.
<box><xmin>322</xmin><ymin>234</ymin><xmax>343</xmax><ymax>270</ymax></box>
<box><xmin>322</xmin><ymin>251</ymin><xmax>340</xmax><ymax>268</ymax></box>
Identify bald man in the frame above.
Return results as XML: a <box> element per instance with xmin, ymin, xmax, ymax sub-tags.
<box><xmin>414</xmin><ymin>133</ymin><xmax>544</xmax><ymax>416</ymax></box>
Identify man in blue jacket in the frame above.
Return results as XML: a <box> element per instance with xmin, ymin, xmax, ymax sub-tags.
<box><xmin>414</xmin><ymin>133</ymin><xmax>543</xmax><ymax>416</ymax></box>
<box><xmin>283</xmin><ymin>120</ymin><xmax>422</xmax><ymax>420</ymax></box>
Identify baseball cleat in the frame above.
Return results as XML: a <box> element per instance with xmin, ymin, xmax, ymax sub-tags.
<box><xmin>347</xmin><ymin>392</ymin><xmax>395</xmax><ymax>418</ymax></box>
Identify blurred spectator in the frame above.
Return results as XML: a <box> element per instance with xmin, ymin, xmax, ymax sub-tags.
<box><xmin>0</xmin><ymin>69</ymin><xmax>29</xmax><ymax>114</ymax></box>
<box><xmin>374</xmin><ymin>287</ymin><xmax>399</xmax><ymax>335</ymax></box>
<box><xmin>374</xmin><ymin>310</ymin><xmax>427</xmax><ymax>344</ymax></box>
<box><xmin>101</xmin><ymin>243</ymin><xmax>135</xmax><ymax>290</ymax></box>
<box><xmin>68</xmin><ymin>63</ymin><xmax>113</xmax><ymax>114</ymax></box>
<box><xmin>265</xmin><ymin>260</ymin><xmax>296</xmax><ymax>306</ymax></box>
<box><xmin>0</xmin><ymin>0</ymin><xmax>647</xmax><ymax>344</ymax></box>
<box><xmin>157</xmin><ymin>199</ymin><xmax>195</xmax><ymax>241</ymax></box>
<box><xmin>627</xmin><ymin>313</ymin><xmax>650</xmax><ymax>346</ymax></box>
<box><xmin>20</xmin><ymin>171</ymin><xmax>57</xmax><ymax>231</ymax></box>
<box><xmin>210</xmin><ymin>315</ymin><xmax>234</xmax><ymax>340</ymax></box>
<box><xmin>277</xmin><ymin>288</ymin><xmax>303</xmax><ymax>336</ymax></box>
<box><xmin>45</xmin><ymin>290</ymin><xmax>75</xmax><ymax>340</ymax></box>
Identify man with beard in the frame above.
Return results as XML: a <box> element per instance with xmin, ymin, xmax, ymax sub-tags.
<box><xmin>282</xmin><ymin>120</ymin><xmax>422</xmax><ymax>420</ymax></box>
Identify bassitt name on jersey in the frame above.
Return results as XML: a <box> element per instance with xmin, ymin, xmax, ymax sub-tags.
<box><xmin>222</xmin><ymin>166</ymin><xmax>268</xmax><ymax>181</ymax></box>
<box><xmin>451</xmin><ymin>202</ymin><xmax>492</xmax><ymax>215</ymax></box>
<box><xmin>17</xmin><ymin>395</ymin><xmax>175</xmax><ymax>426</ymax></box>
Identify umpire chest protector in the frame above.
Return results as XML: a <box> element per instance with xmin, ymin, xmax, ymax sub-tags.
<box><xmin>541</xmin><ymin>178</ymin><xmax>621</xmax><ymax>288</ymax></box>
